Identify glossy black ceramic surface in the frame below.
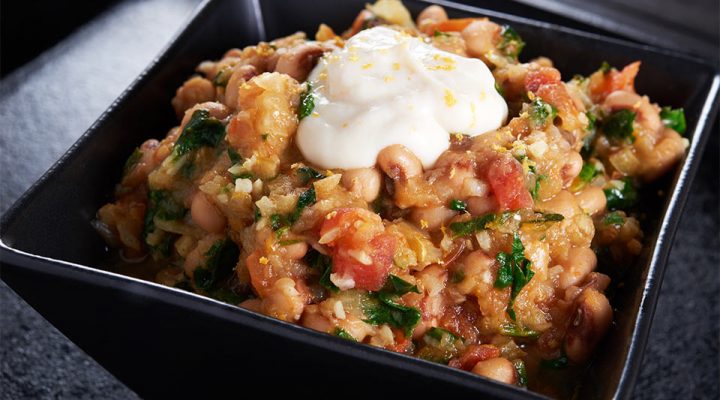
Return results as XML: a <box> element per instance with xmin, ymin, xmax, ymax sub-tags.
<box><xmin>1</xmin><ymin>0</ymin><xmax>718</xmax><ymax>398</ymax></box>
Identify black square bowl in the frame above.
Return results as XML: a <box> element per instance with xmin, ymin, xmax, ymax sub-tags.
<box><xmin>1</xmin><ymin>0</ymin><xmax>718</xmax><ymax>398</ymax></box>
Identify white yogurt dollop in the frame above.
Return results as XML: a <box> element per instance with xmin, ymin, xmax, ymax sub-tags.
<box><xmin>296</xmin><ymin>26</ymin><xmax>507</xmax><ymax>169</ymax></box>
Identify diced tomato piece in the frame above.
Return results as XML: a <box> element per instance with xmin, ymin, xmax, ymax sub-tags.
<box><xmin>524</xmin><ymin>67</ymin><xmax>562</xmax><ymax>93</ymax></box>
<box><xmin>485</xmin><ymin>156</ymin><xmax>533</xmax><ymax>211</ymax></box>
<box><xmin>452</xmin><ymin>344</ymin><xmax>501</xmax><ymax>371</ymax></box>
<box><xmin>319</xmin><ymin>208</ymin><xmax>396</xmax><ymax>291</ymax></box>
<box><xmin>589</xmin><ymin>61</ymin><xmax>641</xmax><ymax>102</ymax></box>
<box><xmin>434</xmin><ymin>18</ymin><xmax>478</xmax><ymax>32</ymax></box>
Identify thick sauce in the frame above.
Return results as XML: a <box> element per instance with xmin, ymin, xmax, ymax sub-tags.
<box><xmin>296</xmin><ymin>26</ymin><xmax>507</xmax><ymax>169</ymax></box>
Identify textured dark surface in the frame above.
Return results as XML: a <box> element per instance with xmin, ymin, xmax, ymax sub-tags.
<box><xmin>0</xmin><ymin>1</ymin><xmax>718</xmax><ymax>399</ymax></box>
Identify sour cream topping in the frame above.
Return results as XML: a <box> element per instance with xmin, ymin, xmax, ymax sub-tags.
<box><xmin>296</xmin><ymin>26</ymin><xmax>508</xmax><ymax>169</ymax></box>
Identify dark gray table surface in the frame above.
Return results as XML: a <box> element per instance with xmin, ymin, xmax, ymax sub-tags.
<box><xmin>0</xmin><ymin>0</ymin><xmax>718</xmax><ymax>399</ymax></box>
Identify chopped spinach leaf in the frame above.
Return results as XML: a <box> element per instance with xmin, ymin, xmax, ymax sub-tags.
<box><xmin>227</xmin><ymin>148</ymin><xmax>242</xmax><ymax>164</ymax></box>
<box><xmin>514</xmin><ymin>360</ymin><xmax>528</xmax><ymax>387</ymax></box>
<box><xmin>417</xmin><ymin>327</ymin><xmax>463</xmax><ymax>364</ymax></box>
<box><xmin>173</xmin><ymin>109</ymin><xmax>226</xmax><ymax>158</ymax></box>
<box><xmin>305</xmin><ymin>249</ymin><xmax>338</xmax><ymax>292</ymax></box>
<box><xmin>496</xmin><ymin>234</ymin><xmax>535</xmax><ymax>320</ymax></box>
<box><xmin>449</xmin><ymin>199</ymin><xmax>468</xmax><ymax>212</ymax></box>
<box><xmin>660</xmin><ymin>106</ymin><xmax>687</xmax><ymax>134</ymax></box>
<box><xmin>603</xmin><ymin>211</ymin><xmax>625</xmax><ymax>226</ymax></box>
<box><xmin>425</xmin><ymin>327</ymin><xmax>459</xmax><ymax>342</ymax></box>
<box><xmin>298</xmin><ymin>82</ymin><xmax>315</xmax><ymax>119</ymax></box>
<box><xmin>288</xmin><ymin>187</ymin><xmax>316</xmax><ymax>224</ymax></box>
<box><xmin>578</xmin><ymin>163</ymin><xmax>599</xmax><ymax>183</ymax></box>
<box><xmin>540</xmin><ymin>354</ymin><xmax>568</xmax><ymax>369</ymax></box>
<box><xmin>499</xmin><ymin>323</ymin><xmax>539</xmax><ymax>338</ymax></box>
<box><xmin>213</xmin><ymin>67</ymin><xmax>232</xmax><ymax>87</ymax></box>
<box><xmin>494</xmin><ymin>252</ymin><xmax>513</xmax><ymax>289</ymax></box>
<box><xmin>449</xmin><ymin>213</ymin><xmax>496</xmax><ymax>237</ymax></box>
<box><xmin>495</xmin><ymin>82</ymin><xmax>505</xmax><ymax>98</ymax></box>
<box><xmin>143</xmin><ymin>190</ymin><xmax>186</xmax><ymax>237</ymax></box>
<box><xmin>530</xmin><ymin>174</ymin><xmax>547</xmax><ymax>200</ymax></box>
<box><xmin>334</xmin><ymin>327</ymin><xmax>356</xmax><ymax>341</ymax></box>
<box><xmin>269</xmin><ymin>214</ymin><xmax>286</xmax><ymax>231</ymax></box>
<box><xmin>529</xmin><ymin>98</ymin><xmax>557</xmax><ymax>128</ymax></box>
<box><xmin>599</xmin><ymin>61</ymin><xmax>612</xmax><ymax>74</ymax></box>
<box><xmin>582</xmin><ymin>111</ymin><xmax>599</xmax><ymax>157</ymax></box>
<box><xmin>364</xmin><ymin>293</ymin><xmax>421</xmax><ymax>336</ymax></box>
<box><xmin>525</xmin><ymin>213</ymin><xmax>564</xmax><ymax>224</ymax></box>
<box><xmin>604</xmin><ymin>177</ymin><xmax>638</xmax><ymax>210</ymax></box>
<box><xmin>498</xmin><ymin>25</ymin><xmax>525</xmax><ymax>59</ymax></box>
<box><xmin>297</xmin><ymin>166</ymin><xmax>326</xmax><ymax>184</ymax></box>
<box><xmin>602</xmin><ymin>109</ymin><xmax>636</xmax><ymax>143</ymax></box>
<box><xmin>122</xmin><ymin>148</ymin><xmax>142</xmax><ymax>176</ymax></box>
<box><xmin>384</xmin><ymin>275</ymin><xmax>420</xmax><ymax>296</ymax></box>
<box><xmin>193</xmin><ymin>239</ymin><xmax>240</xmax><ymax>292</ymax></box>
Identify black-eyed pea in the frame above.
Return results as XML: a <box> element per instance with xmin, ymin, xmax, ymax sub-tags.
<box><xmin>471</xmin><ymin>357</ymin><xmax>517</xmax><ymax>385</ymax></box>
<box><xmin>575</xmin><ymin>186</ymin><xmax>606</xmax><ymax>216</ymax></box>
<box><xmin>341</xmin><ymin>167</ymin><xmax>382</xmax><ymax>202</ymax></box>
<box><xmin>559</xmin><ymin>247</ymin><xmax>597</xmax><ymax>289</ymax></box>
<box><xmin>377</xmin><ymin>144</ymin><xmax>423</xmax><ymax>180</ymax></box>
<box><xmin>564</xmin><ymin>288</ymin><xmax>613</xmax><ymax>363</ymax></box>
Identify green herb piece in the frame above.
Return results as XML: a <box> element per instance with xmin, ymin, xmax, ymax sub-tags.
<box><xmin>602</xmin><ymin>109</ymin><xmax>636</xmax><ymax>143</ymax></box>
<box><xmin>227</xmin><ymin>148</ymin><xmax>242</xmax><ymax>164</ymax></box>
<box><xmin>173</xmin><ymin>109</ymin><xmax>226</xmax><ymax>158</ymax></box>
<box><xmin>278</xmin><ymin>239</ymin><xmax>302</xmax><ymax>246</ymax></box>
<box><xmin>599</xmin><ymin>61</ymin><xmax>612</xmax><ymax>74</ymax></box>
<box><xmin>269</xmin><ymin>214</ymin><xmax>286</xmax><ymax>231</ymax></box>
<box><xmin>451</xmin><ymin>270</ymin><xmax>465</xmax><ymax>284</ymax></box>
<box><xmin>209</xmin><ymin>288</ymin><xmax>246</xmax><ymax>305</ymax></box>
<box><xmin>495</xmin><ymin>82</ymin><xmax>505</xmax><ymax>97</ymax></box>
<box><xmin>540</xmin><ymin>354</ymin><xmax>569</xmax><ymax>369</ymax></box>
<box><xmin>297</xmin><ymin>166</ymin><xmax>326</xmax><ymax>184</ymax></box>
<box><xmin>179</xmin><ymin>161</ymin><xmax>196</xmax><ymax>179</ymax></box>
<box><xmin>494</xmin><ymin>252</ymin><xmax>514</xmax><ymax>289</ymax></box>
<box><xmin>298</xmin><ymin>82</ymin><xmax>315</xmax><ymax>119</ymax></box>
<box><xmin>364</xmin><ymin>293</ymin><xmax>422</xmax><ymax>336</ymax></box>
<box><xmin>233</xmin><ymin>172</ymin><xmax>254</xmax><ymax>180</ymax></box>
<box><xmin>449</xmin><ymin>199</ymin><xmax>468</xmax><ymax>212</ymax></box>
<box><xmin>514</xmin><ymin>360</ymin><xmax>528</xmax><ymax>387</ymax></box>
<box><xmin>499</xmin><ymin>323</ymin><xmax>539</xmax><ymax>338</ymax></box>
<box><xmin>253</xmin><ymin>204</ymin><xmax>261</xmax><ymax>222</ymax></box>
<box><xmin>193</xmin><ymin>239</ymin><xmax>240</xmax><ymax>292</ymax></box>
<box><xmin>530</xmin><ymin>174</ymin><xmax>547</xmax><ymax>200</ymax></box>
<box><xmin>275</xmin><ymin>225</ymin><xmax>290</xmax><ymax>239</ymax></box>
<box><xmin>149</xmin><ymin>232</ymin><xmax>176</xmax><ymax>259</ymax></box>
<box><xmin>529</xmin><ymin>98</ymin><xmax>557</xmax><ymax>128</ymax></box>
<box><xmin>498</xmin><ymin>25</ymin><xmax>525</xmax><ymax>59</ymax></box>
<box><xmin>213</xmin><ymin>67</ymin><xmax>232</xmax><ymax>87</ymax></box>
<box><xmin>660</xmin><ymin>106</ymin><xmax>687</xmax><ymax>134</ymax></box>
<box><xmin>417</xmin><ymin>327</ymin><xmax>463</xmax><ymax>364</ymax></box>
<box><xmin>305</xmin><ymin>249</ymin><xmax>338</xmax><ymax>292</ymax></box>
<box><xmin>288</xmin><ymin>187</ymin><xmax>316</xmax><ymax>224</ymax></box>
<box><xmin>604</xmin><ymin>177</ymin><xmax>638</xmax><ymax>210</ymax></box>
<box><xmin>334</xmin><ymin>327</ymin><xmax>356</xmax><ymax>341</ymax></box>
<box><xmin>433</xmin><ymin>30</ymin><xmax>450</xmax><ymax>37</ymax></box>
<box><xmin>449</xmin><ymin>213</ymin><xmax>496</xmax><ymax>237</ymax></box>
<box><xmin>495</xmin><ymin>234</ymin><xmax>535</xmax><ymax>320</ymax></box>
<box><xmin>603</xmin><ymin>211</ymin><xmax>625</xmax><ymax>226</ymax></box>
<box><xmin>525</xmin><ymin>213</ymin><xmax>565</xmax><ymax>224</ymax></box>
<box><xmin>143</xmin><ymin>190</ymin><xmax>187</xmax><ymax>237</ymax></box>
<box><xmin>122</xmin><ymin>148</ymin><xmax>142</xmax><ymax>176</ymax></box>
<box><xmin>425</xmin><ymin>327</ymin><xmax>459</xmax><ymax>342</ymax></box>
<box><xmin>582</xmin><ymin>111</ymin><xmax>598</xmax><ymax>157</ymax></box>
<box><xmin>578</xmin><ymin>163</ymin><xmax>599</xmax><ymax>183</ymax></box>
<box><xmin>384</xmin><ymin>275</ymin><xmax>420</xmax><ymax>295</ymax></box>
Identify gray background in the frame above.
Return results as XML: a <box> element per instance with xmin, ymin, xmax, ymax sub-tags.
<box><xmin>1</xmin><ymin>0</ymin><xmax>718</xmax><ymax>398</ymax></box>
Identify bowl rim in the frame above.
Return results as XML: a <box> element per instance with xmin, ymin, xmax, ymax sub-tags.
<box><xmin>1</xmin><ymin>0</ymin><xmax>719</xmax><ymax>398</ymax></box>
